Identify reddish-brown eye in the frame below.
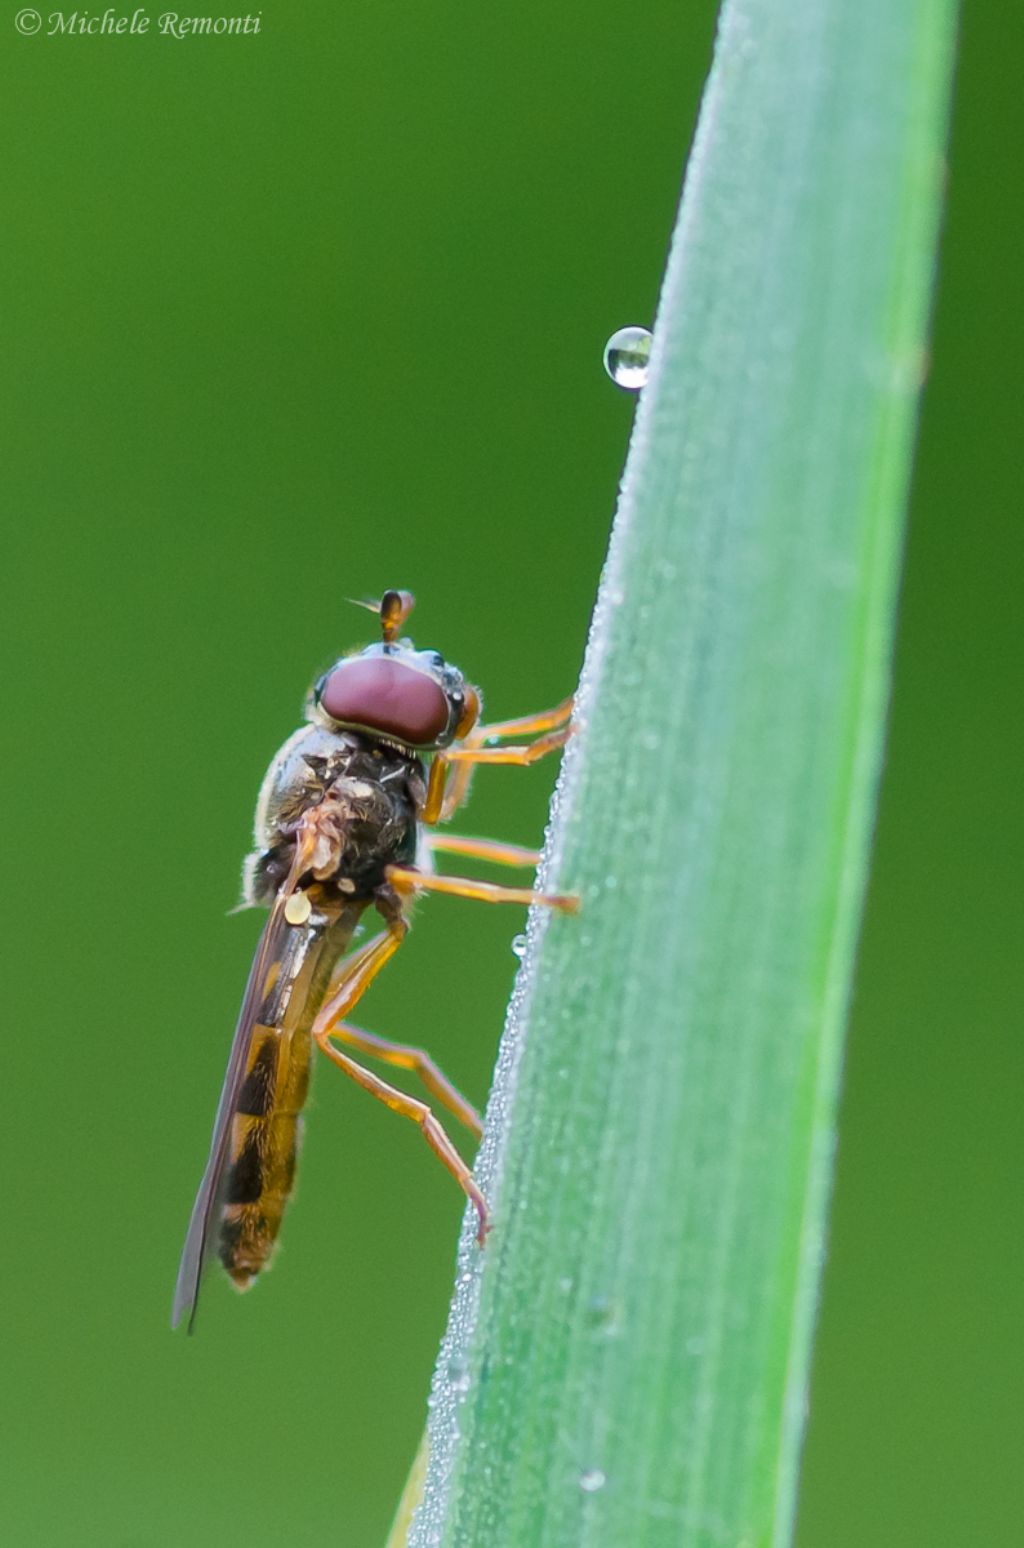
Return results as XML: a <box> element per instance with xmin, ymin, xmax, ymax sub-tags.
<box><xmin>319</xmin><ymin>658</ymin><xmax>450</xmax><ymax>745</ymax></box>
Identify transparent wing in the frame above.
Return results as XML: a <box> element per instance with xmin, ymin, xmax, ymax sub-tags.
<box><xmin>171</xmin><ymin>896</ymin><xmax>296</xmax><ymax>1333</ymax></box>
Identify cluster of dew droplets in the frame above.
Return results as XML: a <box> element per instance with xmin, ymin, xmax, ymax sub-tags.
<box><xmin>408</xmin><ymin>443</ymin><xmax>640</xmax><ymax>1543</ymax></box>
<box><xmin>409</xmin><ymin>875</ymin><xmax>561</xmax><ymax>1543</ymax></box>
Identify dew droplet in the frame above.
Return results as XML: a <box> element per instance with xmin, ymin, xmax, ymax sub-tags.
<box><xmin>579</xmin><ymin>1467</ymin><xmax>607</xmax><ymax>1493</ymax></box>
<box><xmin>511</xmin><ymin>933</ymin><xmax>527</xmax><ymax>959</ymax></box>
<box><xmin>603</xmin><ymin>326</ymin><xmax>652</xmax><ymax>390</ymax></box>
<box><xmin>585</xmin><ymin>1294</ymin><xmax>620</xmax><ymax>1335</ymax></box>
<box><xmin>447</xmin><ymin>1353</ymin><xmax>472</xmax><ymax>1394</ymax></box>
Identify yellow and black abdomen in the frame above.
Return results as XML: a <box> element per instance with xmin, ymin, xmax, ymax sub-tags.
<box><xmin>217</xmin><ymin>1029</ymin><xmax>313</xmax><ymax>1288</ymax></box>
<box><xmin>216</xmin><ymin>904</ymin><xmax>357</xmax><ymax>1290</ymax></box>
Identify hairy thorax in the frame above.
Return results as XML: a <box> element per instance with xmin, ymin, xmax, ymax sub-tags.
<box><xmin>242</xmin><ymin>725</ymin><xmax>425</xmax><ymax>908</ymax></box>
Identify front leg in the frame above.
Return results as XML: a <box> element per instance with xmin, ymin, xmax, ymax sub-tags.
<box><xmin>422</xmin><ymin>695</ymin><xmax>575</xmax><ymax>825</ymax></box>
<box><xmin>442</xmin><ymin>727</ymin><xmax>573</xmax><ymax>769</ymax></box>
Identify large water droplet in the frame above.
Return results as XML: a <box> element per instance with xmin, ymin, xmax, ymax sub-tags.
<box><xmin>511</xmin><ymin>933</ymin><xmax>527</xmax><ymax>959</ymax></box>
<box><xmin>579</xmin><ymin>1468</ymin><xmax>607</xmax><ymax>1493</ymax></box>
<box><xmin>603</xmin><ymin>326</ymin><xmax>652</xmax><ymax>390</ymax></box>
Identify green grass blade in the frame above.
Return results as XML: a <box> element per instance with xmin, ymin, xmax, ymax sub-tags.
<box><xmin>385</xmin><ymin>1434</ymin><xmax>429</xmax><ymax>1548</ymax></box>
<box><xmin>405</xmin><ymin>0</ymin><xmax>957</xmax><ymax>1543</ymax></box>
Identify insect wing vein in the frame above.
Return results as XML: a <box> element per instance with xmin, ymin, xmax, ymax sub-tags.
<box><xmin>172</xmin><ymin>898</ymin><xmax>296</xmax><ymax>1332</ymax></box>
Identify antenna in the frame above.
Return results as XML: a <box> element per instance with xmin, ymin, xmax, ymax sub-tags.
<box><xmin>346</xmin><ymin>590</ymin><xmax>416</xmax><ymax>644</ymax></box>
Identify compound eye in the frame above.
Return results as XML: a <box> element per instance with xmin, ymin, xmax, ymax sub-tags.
<box><xmin>319</xmin><ymin>657</ymin><xmax>450</xmax><ymax>746</ymax></box>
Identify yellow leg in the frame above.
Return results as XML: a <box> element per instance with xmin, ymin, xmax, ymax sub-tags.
<box><xmin>312</xmin><ymin>920</ymin><xmax>408</xmax><ymax>1040</ymax></box>
<box><xmin>422</xmin><ymin>754</ymin><xmax>452</xmax><ymax>825</ymax></box>
<box><xmin>426</xmin><ymin>834</ymin><xmax>541</xmax><ymax>869</ymax></box>
<box><xmin>423</xmin><ymin>697</ymin><xmax>575</xmax><ymax>824</ymax></box>
<box><xmin>474</xmin><ymin>695</ymin><xmax>574</xmax><ymax>741</ymax></box>
<box><xmin>310</xmin><ymin>911</ymin><xmax>488</xmax><ymax>1241</ymax></box>
<box><xmin>442</xmin><ymin>727</ymin><xmax>573</xmax><ymax>769</ymax></box>
<box><xmin>387</xmin><ymin>864</ymin><xmax>579</xmax><ymax>913</ymax></box>
<box><xmin>323</xmin><ymin>929</ymin><xmax>394</xmax><ymax>992</ymax></box>
<box><xmin>314</xmin><ymin>1035</ymin><xmax>489</xmax><ymax>1245</ymax></box>
<box><xmin>437</xmin><ymin>759</ymin><xmax>471</xmax><ymax>823</ymax></box>
<box><xmin>334</xmin><ymin>1022</ymin><xmax>483</xmax><ymax>1138</ymax></box>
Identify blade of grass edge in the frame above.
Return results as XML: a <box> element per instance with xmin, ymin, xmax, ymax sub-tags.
<box><xmin>385</xmin><ymin>1434</ymin><xmax>429</xmax><ymax>1548</ymax></box>
<box><xmin>398</xmin><ymin>0</ymin><xmax>957</xmax><ymax>1543</ymax></box>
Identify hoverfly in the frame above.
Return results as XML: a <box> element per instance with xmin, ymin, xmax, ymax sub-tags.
<box><xmin>172</xmin><ymin>590</ymin><xmax>576</xmax><ymax>1330</ymax></box>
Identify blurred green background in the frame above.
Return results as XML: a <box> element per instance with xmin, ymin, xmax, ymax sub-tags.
<box><xmin>0</xmin><ymin>4</ymin><xmax>1017</xmax><ymax>1545</ymax></box>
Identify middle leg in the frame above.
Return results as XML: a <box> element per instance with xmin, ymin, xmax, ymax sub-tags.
<box><xmin>426</xmin><ymin>833</ymin><xmax>541</xmax><ymax>869</ymax></box>
<box><xmin>387</xmin><ymin>864</ymin><xmax>579</xmax><ymax>913</ymax></box>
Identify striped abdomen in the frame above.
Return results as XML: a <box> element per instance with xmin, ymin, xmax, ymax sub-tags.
<box><xmin>217</xmin><ymin>906</ymin><xmax>358</xmax><ymax>1290</ymax></box>
<box><xmin>218</xmin><ymin>1028</ymin><xmax>312</xmax><ymax>1288</ymax></box>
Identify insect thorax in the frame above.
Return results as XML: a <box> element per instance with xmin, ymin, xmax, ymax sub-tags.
<box><xmin>243</xmin><ymin>725</ymin><xmax>425</xmax><ymax>907</ymax></box>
